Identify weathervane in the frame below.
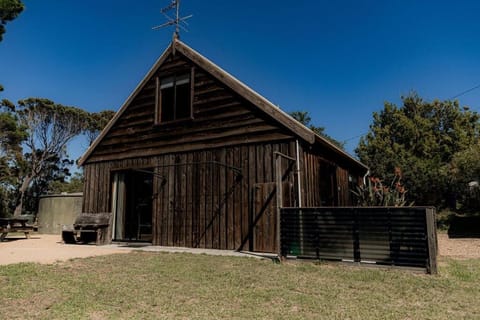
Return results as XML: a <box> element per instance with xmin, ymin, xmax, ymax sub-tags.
<box><xmin>152</xmin><ymin>0</ymin><xmax>193</xmax><ymax>40</ymax></box>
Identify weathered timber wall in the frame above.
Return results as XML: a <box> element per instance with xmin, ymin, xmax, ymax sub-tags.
<box><xmin>87</xmin><ymin>53</ymin><xmax>293</xmax><ymax>163</ymax></box>
<box><xmin>299</xmin><ymin>144</ymin><xmax>363</xmax><ymax>207</ymax></box>
<box><xmin>83</xmin><ymin>141</ymin><xmax>298</xmax><ymax>252</ymax></box>
<box><xmin>82</xmin><ymin>49</ymin><xmax>367</xmax><ymax>252</ymax></box>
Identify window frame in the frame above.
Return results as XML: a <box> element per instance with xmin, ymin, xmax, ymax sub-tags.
<box><xmin>154</xmin><ymin>67</ymin><xmax>195</xmax><ymax>125</ymax></box>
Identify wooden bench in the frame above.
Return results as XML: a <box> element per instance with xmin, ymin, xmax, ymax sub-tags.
<box><xmin>62</xmin><ymin>212</ymin><xmax>111</xmax><ymax>245</ymax></box>
<box><xmin>0</xmin><ymin>217</ymin><xmax>36</xmax><ymax>241</ymax></box>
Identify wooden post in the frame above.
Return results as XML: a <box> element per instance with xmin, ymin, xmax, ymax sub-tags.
<box><xmin>273</xmin><ymin>151</ymin><xmax>297</xmax><ymax>259</ymax></box>
<box><xmin>275</xmin><ymin>154</ymin><xmax>283</xmax><ymax>259</ymax></box>
<box><xmin>425</xmin><ymin>207</ymin><xmax>438</xmax><ymax>274</ymax></box>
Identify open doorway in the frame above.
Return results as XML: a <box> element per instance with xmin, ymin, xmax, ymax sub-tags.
<box><xmin>319</xmin><ymin>162</ymin><xmax>338</xmax><ymax>206</ymax></box>
<box><xmin>112</xmin><ymin>169</ymin><xmax>153</xmax><ymax>242</ymax></box>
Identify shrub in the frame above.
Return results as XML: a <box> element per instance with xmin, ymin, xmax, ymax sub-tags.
<box><xmin>352</xmin><ymin>168</ymin><xmax>411</xmax><ymax>207</ymax></box>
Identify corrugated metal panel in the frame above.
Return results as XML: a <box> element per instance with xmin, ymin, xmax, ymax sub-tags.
<box><xmin>281</xmin><ymin>207</ymin><xmax>437</xmax><ymax>273</ymax></box>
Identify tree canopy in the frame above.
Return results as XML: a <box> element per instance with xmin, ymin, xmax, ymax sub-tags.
<box><xmin>289</xmin><ymin>111</ymin><xmax>345</xmax><ymax>149</ymax></box>
<box><xmin>356</xmin><ymin>93</ymin><xmax>480</xmax><ymax>207</ymax></box>
<box><xmin>0</xmin><ymin>97</ymin><xmax>112</xmax><ymax>216</ymax></box>
<box><xmin>0</xmin><ymin>0</ymin><xmax>24</xmax><ymax>42</ymax></box>
<box><xmin>10</xmin><ymin>98</ymin><xmax>88</xmax><ymax>215</ymax></box>
<box><xmin>0</xmin><ymin>0</ymin><xmax>24</xmax><ymax>92</ymax></box>
<box><xmin>84</xmin><ymin>110</ymin><xmax>115</xmax><ymax>145</ymax></box>
<box><xmin>0</xmin><ymin>1</ymin><xmax>113</xmax><ymax>215</ymax></box>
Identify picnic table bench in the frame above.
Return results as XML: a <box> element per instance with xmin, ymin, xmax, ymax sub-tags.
<box><xmin>62</xmin><ymin>212</ymin><xmax>111</xmax><ymax>245</ymax></box>
<box><xmin>0</xmin><ymin>217</ymin><xmax>36</xmax><ymax>241</ymax></box>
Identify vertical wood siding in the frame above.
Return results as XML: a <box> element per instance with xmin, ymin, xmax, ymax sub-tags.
<box><xmin>87</xmin><ymin>53</ymin><xmax>293</xmax><ymax>163</ymax></box>
<box><xmin>82</xmin><ymin>50</ymin><xmax>366</xmax><ymax>252</ymax></box>
<box><xmin>300</xmin><ymin>145</ymin><xmax>363</xmax><ymax>207</ymax></box>
<box><xmin>83</xmin><ymin>140</ymin><xmax>298</xmax><ymax>252</ymax></box>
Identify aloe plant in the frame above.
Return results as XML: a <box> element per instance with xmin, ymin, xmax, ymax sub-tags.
<box><xmin>351</xmin><ymin>168</ymin><xmax>412</xmax><ymax>207</ymax></box>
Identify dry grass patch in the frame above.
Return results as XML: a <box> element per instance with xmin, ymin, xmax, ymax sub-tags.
<box><xmin>0</xmin><ymin>252</ymin><xmax>479</xmax><ymax>319</ymax></box>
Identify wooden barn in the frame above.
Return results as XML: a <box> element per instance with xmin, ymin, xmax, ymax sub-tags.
<box><xmin>78</xmin><ymin>38</ymin><xmax>368</xmax><ymax>253</ymax></box>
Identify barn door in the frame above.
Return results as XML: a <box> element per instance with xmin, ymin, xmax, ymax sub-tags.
<box><xmin>319</xmin><ymin>162</ymin><xmax>338</xmax><ymax>206</ymax></box>
<box><xmin>253</xmin><ymin>182</ymin><xmax>292</xmax><ymax>253</ymax></box>
<box><xmin>112</xmin><ymin>170</ymin><xmax>153</xmax><ymax>242</ymax></box>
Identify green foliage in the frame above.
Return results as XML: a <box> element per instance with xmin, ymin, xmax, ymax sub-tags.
<box><xmin>4</xmin><ymin>98</ymin><xmax>89</xmax><ymax>215</ymax></box>
<box><xmin>0</xmin><ymin>96</ymin><xmax>109</xmax><ymax>216</ymax></box>
<box><xmin>0</xmin><ymin>0</ymin><xmax>24</xmax><ymax>42</ymax></box>
<box><xmin>352</xmin><ymin>168</ymin><xmax>410</xmax><ymax>206</ymax></box>
<box><xmin>356</xmin><ymin>93</ymin><xmax>480</xmax><ymax>207</ymax></box>
<box><xmin>289</xmin><ymin>111</ymin><xmax>345</xmax><ymax>149</ymax></box>
<box><xmin>0</xmin><ymin>103</ymin><xmax>26</xmax><ymax>216</ymax></box>
<box><xmin>448</xmin><ymin>144</ymin><xmax>480</xmax><ymax>211</ymax></box>
<box><xmin>84</xmin><ymin>110</ymin><xmax>115</xmax><ymax>145</ymax></box>
<box><xmin>0</xmin><ymin>101</ymin><xmax>27</xmax><ymax>158</ymax></box>
<box><xmin>22</xmin><ymin>154</ymin><xmax>75</xmax><ymax>214</ymax></box>
<box><xmin>48</xmin><ymin>171</ymin><xmax>84</xmax><ymax>194</ymax></box>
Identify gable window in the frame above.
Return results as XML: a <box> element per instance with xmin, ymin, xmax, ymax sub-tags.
<box><xmin>155</xmin><ymin>71</ymin><xmax>193</xmax><ymax>124</ymax></box>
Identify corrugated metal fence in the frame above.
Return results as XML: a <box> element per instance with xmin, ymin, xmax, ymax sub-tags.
<box><xmin>280</xmin><ymin>207</ymin><xmax>437</xmax><ymax>273</ymax></box>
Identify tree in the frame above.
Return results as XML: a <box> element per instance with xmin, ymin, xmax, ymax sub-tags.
<box><xmin>0</xmin><ymin>0</ymin><xmax>23</xmax><ymax>42</ymax></box>
<box><xmin>48</xmin><ymin>171</ymin><xmax>84</xmax><ymax>194</ymax></box>
<box><xmin>448</xmin><ymin>143</ymin><xmax>480</xmax><ymax>211</ymax></box>
<box><xmin>22</xmin><ymin>154</ymin><xmax>74</xmax><ymax>214</ymax></box>
<box><xmin>356</xmin><ymin>93</ymin><xmax>480</xmax><ymax>206</ymax></box>
<box><xmin>289</xmin><ymin>111</ymin><xmax>345</xmax><ymax>149</ymax></box>
<box><xmin>5</xmin><ymin>98</ymin><xmax>88</xmax><ymax>216</ymax></box>
<box><xmin>84</xmin><ymin>110</ymin><xmax>115</xmax><ymax>145</ymax></box>
<box><xmin>0</xmin><ymin>101</ymin><xmax>26</xmax><ymax>216</ymax></box>
<box><xmin>0</xmin><ymin>1</ymin><xmax>24</xmax><ymax>92</ymax></box>
<box><xmin>0</xmin><ymin>101</ymin><xmax>27</xmax><ymax>174</ymax></box>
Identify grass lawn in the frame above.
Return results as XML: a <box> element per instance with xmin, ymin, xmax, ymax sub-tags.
<box><xmin>0</xmin><ymin>253</ymin><xmax>479</xmax><ymax>319</ymax></box>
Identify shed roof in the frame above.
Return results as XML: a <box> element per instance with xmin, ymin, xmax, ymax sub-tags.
<box><xmin>78</xmin><ymin>39</ymin><xmax>367</xmax><ymax>170</ymax></box>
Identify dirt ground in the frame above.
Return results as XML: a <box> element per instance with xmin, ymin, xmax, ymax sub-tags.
<box><xmin>437</xmin><ymin>232</ymin><xmax>480</xmax><ymax>259</ymax></box>
<box><xmin>0</xmin><ymin>232</ymin><xmax>479</xmax><ymax>266</ymax></box>
<box><xmin>0</xmin><ymin>234</ymin><xmax>131</xmax><ymax>265</ymax></box>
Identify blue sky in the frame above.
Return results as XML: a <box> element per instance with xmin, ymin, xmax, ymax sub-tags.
<box><xmin>1</xmin><ymin>0</ymin><xmax>480</xmax><ymax>162</ymax></box>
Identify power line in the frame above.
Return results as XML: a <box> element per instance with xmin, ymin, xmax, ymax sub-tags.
<box><xmin>343</xmin><ymin>132</ymin><xmax>367</xmax><ymax>142</ymax></box>
<box><xmin>343</xmin><ymin>83</ymin><xmax>480</xmax><ymax>143</ymax></box>
<box><xmin>450</xmin><ymin>83</ymin><xmax>480</xmax><ymax>100</ymax></box>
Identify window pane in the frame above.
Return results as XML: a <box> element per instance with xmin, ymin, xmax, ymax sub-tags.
<box><xmin>160</xmin><ymin>76</ymin><xmax>174</xmax><ymax>89</ymax></box>
<box><xmin>161</xmin><ymin>86</ymin><xmax>175</xmax><ymax>122</ymax></box>
<box><xmin>176</xmin><ymin>83</ymin><xmax>191</xmax><ymax>119</ymax></box>
<box><xmin>176</xmin><ymin>74</ymin><xmax>190</xmax><ymax>86</ymax></box>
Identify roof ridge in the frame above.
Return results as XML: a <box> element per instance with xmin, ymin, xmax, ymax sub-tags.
<box><xmin>174</xmin><ymin>39</ymin><xmax>365</xmax><ymax>168</ymax></box>
<box><xmin>79</xmin><ymin>39</ymin><xmax>366</xmax><ymax>170</ymax></box>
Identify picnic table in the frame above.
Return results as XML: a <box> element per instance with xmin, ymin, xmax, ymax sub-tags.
<box><xmin>0</xmin><ymin>217</ymin><xmax>35</xmax><ymax>241</ymax></box>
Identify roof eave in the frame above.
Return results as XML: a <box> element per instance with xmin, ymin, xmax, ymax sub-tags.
<box><xmin>79</xmin><ymin>39</ymin><xmax>366</xmax><ymax>172</ymax></box>
<box><xmin>77</xmin><ymin>42</ymin><xmax>174</xmax><ymax>166</ymax></box>
<box><xmin>314</xmin><ymin>134</ymin><xmax>368</xmax><ymax>171</ymax></box>
<box><xmin>173</xmin><ymin>39</ymin><xmax>316</xmax><ymax>144</ymax></box>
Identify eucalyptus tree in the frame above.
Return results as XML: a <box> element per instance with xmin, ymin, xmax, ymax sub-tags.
<box><xmin>0</xmin><ymin>0</ymin><xmax>24</xmax><ymax>92</ymax></box>
<box><xmin>84</xmin><ymin>110</ymin><xmax>115</xmax><ymax>145</ymax></box>
<box><xmin>0</xmin><ymin>0</ymin><xmax>23</xmax><ymax>42</ymax></box>
<box><xmin>289</xmin><ymin>111</ymin><xmax>345</xmax><ymax>149</ymax></box>
<box><xmin>9</xmin><ymin>98</ymin><xmax>88</xmax><ymax>215</ymax></box>
<box><xmin>0</xmin><ymin>100</ymin><xmax>26</xmax><ymax>216</ymax></box>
